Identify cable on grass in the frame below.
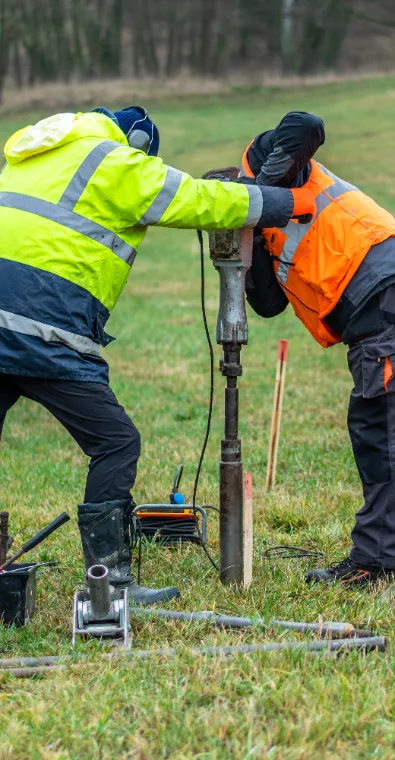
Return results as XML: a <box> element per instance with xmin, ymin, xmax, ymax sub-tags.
<box><xmin>262</xmin><ymin>545</ymin><xmax>325</xmax><ymax>561</ymax></box>
<box><xmin>191</xmin><ymin>230</ymin><xmax>220</xmax><ymax>572</ymax></box>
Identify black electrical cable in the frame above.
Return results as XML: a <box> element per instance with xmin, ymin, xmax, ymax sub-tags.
<box><xmin>137</xmin><ymin>518</ymin><xmax>143</xmax><ymax>584</ymax></box>
<box><xmin>131</xmin><ymin>514</ymin><xmax>143</xmax><ymax>584</ymax></box>
<box><xmin>262</xmin><ymin>545</ymin><xmax>324</xmax><ymax>561</ymax></box>
<box><xmin>202</xmin><ymin>505</ymin><xmax>220</xmax><ymax>514</ymax></box>
<box><xmin>192</xmin><ymin>230</ymin><xmax>220</xmax><ymax>572</ymax></box>
<box><xmin>133</xmin><ymin>233</ymin><xmax>219</xmax><ymax>574</ymax></box>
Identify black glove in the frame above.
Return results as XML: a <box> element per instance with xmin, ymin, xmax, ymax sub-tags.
<box><xmin>235</xmin><ymin>176</ymin><xmax>256</xmax><ymax>185</ymax></box>
<box><xmin>204</xmin><ymin>173</ymin><xmax>231</xmax><ymax>182</ymax></box>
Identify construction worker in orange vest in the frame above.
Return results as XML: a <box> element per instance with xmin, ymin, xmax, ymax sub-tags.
<box><xmin>221</xmin><ymin>111</ymin><xmax>395</xmax><ymax>586</ymax></box>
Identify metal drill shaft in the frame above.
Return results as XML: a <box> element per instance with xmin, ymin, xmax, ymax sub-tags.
<box><xmin>0</xmin><ymin>637</ymin><xmax>386</xmax><ymax>677</ymax></box>
<box><xmin>209</xmin><ymin>229</ymin><xmax>253</xmax><ymax>586</ymax></box>
<box><xmin>220</xmin><ymin>344</ymin><xmax>243</xmax><ymax>583</ymax></box>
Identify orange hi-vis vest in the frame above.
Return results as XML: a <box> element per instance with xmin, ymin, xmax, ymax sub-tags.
<box><xmin>241</xmin><ymin>148</ymin><xmax>395</xmax><ymax>347</ymax></box>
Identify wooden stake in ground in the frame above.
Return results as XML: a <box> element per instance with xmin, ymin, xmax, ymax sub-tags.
<box><xmin>243</xmin><ymin>472</ymin><xmax>253</xmax><ymax>588</ymax></box>
<box><xmin>266</xmin><ymin>340</ymin><xmax>289</xmax><ymax>491</ymax></box>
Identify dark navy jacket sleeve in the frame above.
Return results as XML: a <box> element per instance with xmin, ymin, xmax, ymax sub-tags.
<box><xmin>245</xmin><ymin>235</ymin><xmax>288</xmax><ymax>318</ymax></box>
<box><xmin>247</xmin><ymin>111</ymin><xmax>325</xmax><ymax>188</ymax></box>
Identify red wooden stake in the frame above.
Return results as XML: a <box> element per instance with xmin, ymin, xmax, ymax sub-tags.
<box><xmin>266</xmin><ymin>340</ymin><xmax>289</xmax><ymax>491</ymax></box>
<box><xmin>243</xmin><ymin>471</ymin><xmax>253</xmax><ymax>588</ymax></box>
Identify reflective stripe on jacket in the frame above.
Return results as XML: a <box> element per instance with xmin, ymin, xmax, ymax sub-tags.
<box><xmin>0</xmin><ymin>112</ymin><xmax>267</xmax><ymax>380</ymax></box>
<box><xmin>241</xmin><ymin>146</ymin><xmax>395</xmax><ymax>347</ymax></box>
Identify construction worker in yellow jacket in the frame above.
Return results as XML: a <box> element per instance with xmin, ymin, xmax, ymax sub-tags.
<box><xmin>0</xmin><ymin>105</ymin><xmax>314</xmax><ymax>602</ymax></box>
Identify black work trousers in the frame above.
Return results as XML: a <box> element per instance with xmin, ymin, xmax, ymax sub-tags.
<box><xmin>346</xmin><ymin>288</ymin><xmax>395</xmax><ymax>567</ymax></box>
<box><xmin>0</xmin><ymin>377</ymin><xmax>141</xmax><ymax>503</ymax></box>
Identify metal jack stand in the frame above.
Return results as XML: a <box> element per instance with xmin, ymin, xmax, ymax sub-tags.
<box><xmin>209</xmin><ymin>229</ymin><xmax>253</xmax><ymax>585</ymax></box>
<box><xmin>72</xmin><ymin>565</ymin><xmax>130</xmax><ymax>649</ymax></box>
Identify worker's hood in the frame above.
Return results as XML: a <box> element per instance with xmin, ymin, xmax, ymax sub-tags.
<box><xmin>4</xmin><ymin>111</ymin><xmax>128</xmax><ymax>165</ymax></box>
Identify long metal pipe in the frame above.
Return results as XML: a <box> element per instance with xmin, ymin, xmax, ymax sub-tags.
<box><xmin>209</xmin><ymin>229</ymin><xmax>253</xmax><ymax>587</ymax></box>
<box><xmin>129</xmin><ymin>608</ymin><xmax>371</xmax><ymax>637</ymax></box>
<box><xmin>219</xmin><ymin>344</ymin><xmax>244</xmax><ymax>584</ymax></box>
<box><xmin>0</xmin><ymin>637</ymin><xmax>386</xmax><ymax>677</ymax></box>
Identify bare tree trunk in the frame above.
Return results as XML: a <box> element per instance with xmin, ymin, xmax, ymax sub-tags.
<box><xmin>0</xmin><ymin>0</ymin><xmax>13</xmax><ymax>103</ymax></box>
<box><xmin>12</xmin><ymin>40</ymin><xmax>23</xmax><ymax>89</ymax></box>
<box><xmin>130</xmin><ymin>0</ymin><xmax>159</xmax><ymax>75</ymax></box>
<box><xmin>142</xmin><ymin>0</ymin><xmax>160</xmax><ymax>74</ymax></box>
<box><xmin>18</xmin><ymin>0</ymin><xmax>63</xmax><ymax>83</ymax></box>
<box><xmin>49</xmin><ymin>0</ymin><xmax>71</xmax><ymax>81</ymax></box>
<box><xmin>70</xmin><ymin>0</ymin><xmax>87</xmax><ymax>78</ymax></box>
<box><xmin>2</xmin><ymin>0</ymin><xmax>395</xmax><ymax>91</ymax></box>
<box><xmin>320</xmin><ymin>0</ymin><xmax>356</xmax><ymax>70</ymax></box>
<box><xmin>197</xmin><ymin>0</ymin><xmax>216</xmax><ymax>75</ymax></box>
<box><xmin>235</xmin><ymin>0</ymin><xmax>250</xmax><ymax>63</ymax></box>
<box><xmin>263</xmin><ymin>0</ymin><xmax>282</xmax><ymax>62</ymax></box>
<box><xmin>281</xmin><ymin>0</ymin><xmax>296</xmax><ymax>72</ymax></box>
<box><xmin>165</xmin><ymin>0</ymin><xmax>187</xmax><ymax>76</ymax></box>
<box><xmin>297</xmin><ymin>0</ymin><xmax>354</xmax><ymax>74</ymax></box>
<box><xmin>187</xmin><ymin>0</ymin><xmax>199</xmax><ymax>72</ymax></box>
<box><xmin>100</xmin><ymin>0</ymin><xmax>124</xmax><ymax>76</ymax></box>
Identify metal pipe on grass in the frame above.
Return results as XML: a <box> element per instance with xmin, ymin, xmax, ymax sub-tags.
<box><xmin>130</xmin><ymin>607</ymin><xmax>364</xmax><ymax>637</ymax></box>
<box><xmin>0</xmin><ymin>637</ymin><xmax>386</xmax><ymax>678</ymax></box>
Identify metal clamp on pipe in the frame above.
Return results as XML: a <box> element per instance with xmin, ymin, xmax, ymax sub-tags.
<box><xmin>209</xmin><ymin>229</ymin><xmax>253</xmax><ymax>585</ymax></box>
<box><xmin>72</xmin><ymin>564</ymin><xmax>130</xmax><ymax>648</ymax></box>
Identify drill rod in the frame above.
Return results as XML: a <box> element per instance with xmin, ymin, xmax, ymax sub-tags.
<box><xmin>0</xmin><ymin>637</ymin><xmax>386</xmax><ymax>677</ymax></box>
<box><xmin>130</xmin><ymin>608</ymin><xmax>373</xmax><ymax>637</ymax></box>
<box><xmin>220</xmin><ymin>343</ymin><xmax>244</xmax><ymax>584</ymax></box>
<box><xmin>208</xmin><ymin>229</ymin><xmax>253</xmax><ymax>586</ymax></box>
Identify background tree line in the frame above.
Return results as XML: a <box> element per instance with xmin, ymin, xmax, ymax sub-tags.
<box><xmin>0</xmin><ymin>0</ymin><xmax>395</xmax><ymax>103</ymax></box>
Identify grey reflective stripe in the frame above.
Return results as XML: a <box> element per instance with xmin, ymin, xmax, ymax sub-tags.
<box><xmin>0</xmin><ymin>308</ymin><xmax>101</xmax><ymax>356</ymax></box>
<box><xmin>277</xmin><ymin>220</ymin><xmax>309</xmax><ymax>283</ymax></box>
<box><xmin>276</xmin><ymin>175</ymin><xmax>360</xmax><ymax>285</ymax></box>
<box><xmin>316</xmin><ymin>162</ymin><xmax>358</xmax><ymax>193</ymax></box>
<box><xmin>0</xmin><ymin>192</ymin><xmax>136</xmax><ymax>266</ymax></box>
<box><xmin>244</xmin><ymin>185</ymin><xmax>263</xmax><ymax>227</ymax></box>
<box><xmin>136</xmin><ymin>166</ymin><xmax>183</xmax><ymax>225</ymax></box>
<box><xmin>59</xmin><ymin>140</ymin><xmax>120</xmax><ymax>210</ymax></box>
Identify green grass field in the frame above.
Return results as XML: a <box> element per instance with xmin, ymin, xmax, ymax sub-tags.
<box><xmin>1</xmin><ymin>76</ymin><xmax>395</xmax><ymax>759</ymax></box>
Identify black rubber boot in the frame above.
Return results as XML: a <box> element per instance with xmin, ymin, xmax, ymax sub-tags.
<box><xmin>306</xmin><ymin>556</ymin><xmax>392</xmax><ymax>586</ymax></box>
<box><xmin>78</xmin><ymin>500</ymin><xmax>181</xmax><ymax>604</ymax></box>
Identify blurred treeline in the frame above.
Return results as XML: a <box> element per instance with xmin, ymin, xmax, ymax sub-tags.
<box><xmin>1</xmin><ymin>0</ymin><xmax>395</xmax><ymax>102</ymax></box>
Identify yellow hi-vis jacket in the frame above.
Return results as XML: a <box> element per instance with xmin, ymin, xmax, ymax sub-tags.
<box><xmin>0</xmin><ymin>112</ymin><xmax>292</xmax><ymax>381</ymax></box>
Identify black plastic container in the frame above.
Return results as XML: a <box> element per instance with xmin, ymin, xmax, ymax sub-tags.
<box><xmin>0</xmin><ymin>562</ymin><xmax>49</xmax><ymax>627</ymax></box>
